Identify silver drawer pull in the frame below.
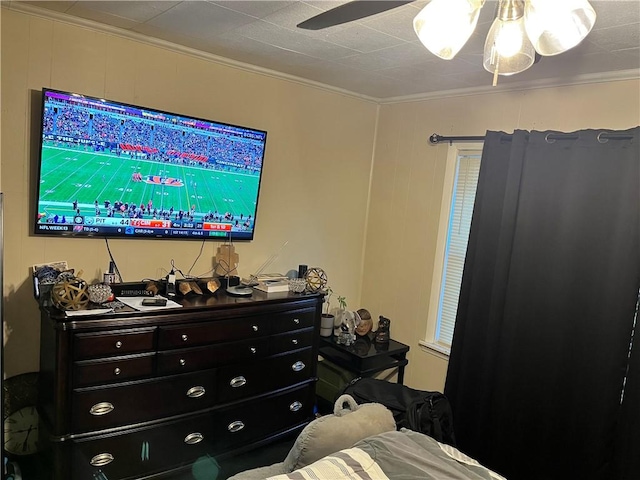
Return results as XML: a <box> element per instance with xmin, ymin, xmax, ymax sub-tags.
<box><xmin>90</xmin><ymin>402</ymin><xmax>114</xmax><ymax>416</ymax></box>
<box><xmin>186</xmin><ymin>386</ymin><xmax>206</xmax><ymax>398</ymax></box>
<box><xmin>184</xmin><ymin>432</ymin><xmax>204</xmax><ymax>445</ymax></box>
<box><xmin>292</xmin><ymin>361</ymin><xmax>306</xmax><ymax>372</ymax></box>
<box><xmin>252</xmin><ymin>325</ymin><xmax>259</xmax><ymax>332</ymax></box>
<box><xmin>291</xmin><ymin>339</ymin><xmax>298</xmax><ymax>345</ymax></box>
<box><xmin>250</xmin><ymin>347</ymin><xmax>257</xmax><ymax>354</ymax></box>
<box><xmin>115</xmin><ymin>341</ymin><xmax>122</xmax><ymax>349</ymax></box>
<box><xmin>114</xmin><ymin>367</ymin><xmax>121</xmax><ymax>375</ymax></box>
<box><xmin>179</xmin><ymin>358</ymin><xmax>186</xmax><ymax>366</ymax></box>
<box><xmin>290</xmin><ymin>401</ymin><xmax>303</xmax><ymax>412</ymax></box>
<box><xmin>228</xmin><ymin>421</ymin><xmax>245</xmax><ymax>433</ymax></box>
<box><xmin>181</xmin><ymin>334</ymin><xmax>188</xmax><ymax>342</ymax></box>
<box><xmin>90</xmin><ymin>453</ymin><xmax>114</xmax><ymax>467</ymax></box>
<box><xmin>293</xmin><ymin>318</ymin><xmax>300</xmax><ymax>324</ymax></box>
<box><xmin>230</xmin><ymin>376</ymin><xmax>247</xmax><ymax>388</ymax></box>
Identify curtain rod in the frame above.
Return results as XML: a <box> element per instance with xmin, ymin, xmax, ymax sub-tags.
<box><xmin>429</xmin><ymin>134</ymin><xmax>484</xmax><ymax>145</ymax></box>
<box><xmin>429</xmin><ymin>133</ymin><xmax>635</xmax><ymax>145</ymax></box>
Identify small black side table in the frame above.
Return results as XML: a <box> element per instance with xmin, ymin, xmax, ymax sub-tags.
<box><xmin>318</xmin><ymin>335</ymin><xmax>410</xmax><ymax>384</ymax></box>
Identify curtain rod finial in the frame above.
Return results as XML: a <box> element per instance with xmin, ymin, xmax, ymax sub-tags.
<box><xmin>429</xmin><ymin>134</ymin><xmax>441</xmax><ymax>144</ymax></box>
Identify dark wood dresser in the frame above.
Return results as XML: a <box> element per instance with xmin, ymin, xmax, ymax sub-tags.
<box><xmin>38</xmin><ymin>291</ymin><xmax>323</xmax><ymax>479</ymax></box>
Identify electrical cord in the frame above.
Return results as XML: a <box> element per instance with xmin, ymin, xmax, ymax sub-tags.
<box><xmin>186</xmin><ymin>239</ymin><xmax>206</xmax><ymax>277</ymax></box>
<box><xmin>169</xmin><ymin>259</ymin><xmax>183</xmax><ymax>278</ymax></box>
<box><xmin>165</xmin><ymin>239</ymin><xmax>207</xmax><ymax>280</ymax></box>
<box><xmin>104</xmin><ymin>238</ymin><xmax>124</xmax><ymax>282</ymax></box>
<box><xmin>215</xmin><ymin>236</ymin><xmax>239</xmax><ymax>278</ymax></box>
<box><xmin>215</xmin><ymin>258</ymin><xmax>234</xmax><ymax>276</ymax></box>
<box><xmin>105</xmin><ymin>238</ymin><xmax>206</xmax><ymax>284</ymax></box>
<box><xmin>195</xmin><ymin>266</ymin><xmax>216</xmax><ymax>278</ymax></box>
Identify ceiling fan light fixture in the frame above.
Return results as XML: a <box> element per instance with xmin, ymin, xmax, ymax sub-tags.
<box><xmin>524</xmin><ymin>0</ymin><xmax>597</xmax><ymax>56</ymax></box>
<box><xmin>414</xmin><ymin>0</ymin><xmax>597</xmax><ymax>86</ymax></box>
<box><xmin>413</xmin><ymin>0</ymin><xmax>486</xmax><ymax>60</ymax></box>
<box><xmin>483</xmin><ymin>1</ymin><xmax>535</xmax><ymax>77</ymax></box>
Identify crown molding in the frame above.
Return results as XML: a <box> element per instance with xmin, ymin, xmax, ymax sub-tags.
<box><xmin>379</xmin><ymin>69</ymin><xmax>640</xmax><ymax>104</ymax></box>
<box><xmin>3</xmin><ymin>2</ymin><xmax>379</xmax><ymax>104</ymax></box>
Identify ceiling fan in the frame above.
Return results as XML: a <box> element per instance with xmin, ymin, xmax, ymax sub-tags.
<box><xmin>296</xmin><ymin>0</ymin><xmax>414</xmax><ymax>30</ymax></box>
<box><xmin>297</xmin><ymin>0</ymin><xmax>598</xmax><ymax>86</ymax></box>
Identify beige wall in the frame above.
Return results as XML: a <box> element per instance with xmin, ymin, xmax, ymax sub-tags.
<box><xmin>361</xmin><ymin>79</ymin><xmax>640</xmax><ymax>392</ymax></box>
<box><xmin>1</xmin><ymin>9</ymin><xmax>378</xmax><ymax>378</ymax></box>
<box><xmin>3</xmin><ymin>8</ymin><xmax>639</xmax><ymax>392</ymax></box>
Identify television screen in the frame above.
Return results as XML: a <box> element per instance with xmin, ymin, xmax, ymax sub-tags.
<box><xmin>34</xmin><ymin>88</ymin><xmax>267</xmax><ymax>240</ymax></box>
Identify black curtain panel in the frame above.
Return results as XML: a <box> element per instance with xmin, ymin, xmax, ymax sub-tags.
<box><xmin>612</xmin><ymin>290</ymin><xmax>640</xmax><ymax>480</ymax></box>
<box><xmin>444</xmin><ymin>128</ymin><xmax>640</xmax><ymax>480</ymax></box>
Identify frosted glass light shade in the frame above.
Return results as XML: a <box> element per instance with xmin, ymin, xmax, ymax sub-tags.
<box><xmin>413</xmin><ymin>0</ymin><xmax>485</xmax><ymax>60</ymax></box>
<box><xmin>525</xmin><ymin>0</ymin><xmax>597</xmax><ymax>56</ymax></box>
<box><xmin>483</xmin><ymin>15</ymin><xmax>535</xmax><ymax>75</ymax></box>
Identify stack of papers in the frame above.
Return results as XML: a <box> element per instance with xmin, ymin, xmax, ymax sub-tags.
<box><xmin>119</xmin><ymin>296</ymin><xmax>182</xmax><ymax>311</ymax></box>
<box><xmin>253</xmin><ymin>280</ymin><xmax>289</xmax><ymax>293</ymax></box>
<box><xmin>242</xmin><ymin>273</ymin><xmax>288</xmax><ymax>286</ymax></box>
<box><xmin>66</xmin><ymin>308</ymin><xmax>114</xmax><ymax>317</ymax></box>
<box><xmin>63</xmin><ymin>297</ymin><xmax>181</xmax><ymax>316</ymax></box>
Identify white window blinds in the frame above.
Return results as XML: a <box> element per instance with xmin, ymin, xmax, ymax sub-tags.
<box><xmin>435</xmin><ymin>152</ymin><xmax>482</xmax><ymax>346</ymax></box>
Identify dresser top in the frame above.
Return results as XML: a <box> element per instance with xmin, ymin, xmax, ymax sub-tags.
<box><xmin>42</xmin><ymin>290</ymin><xmax>323</xmax><ymax>330</ymax></box>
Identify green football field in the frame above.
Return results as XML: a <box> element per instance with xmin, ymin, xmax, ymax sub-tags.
<box><xmin>37</xmin><ymin>145</ymin><xmax>260</xmax><ymax>221</ymax></box>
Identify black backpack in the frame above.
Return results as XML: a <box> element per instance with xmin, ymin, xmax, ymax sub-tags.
<box><xmin>341</xmin><ymin>377</ymin><xmax>457</xmax><ymax>447</ymax></box>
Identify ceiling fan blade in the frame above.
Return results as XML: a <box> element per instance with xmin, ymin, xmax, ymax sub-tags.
<box><xmin>297</xmin><ymin>1</ymin><xmax>415</xmax><ymax>30</ymax></box>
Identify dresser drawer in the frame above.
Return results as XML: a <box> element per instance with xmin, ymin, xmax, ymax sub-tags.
<box><xmin>69</xmin><ymin>384</ymin><xmax>315</xmax><ymax>480</ymax></box>
<box><xmin>159</xmin><ymin>316</ymin><xmax>269</xmax><ymax>349</ymax></box>
<box><xmin>217</xmin><ymin>349</ymin><xmax>314</xmax><ymax>403</ymax></box>
<box><xmin>74</xmin><ymin>327</ymin><xmax>156</xmax><ymax>360</ymax></box>
<box><xmin>270</xmin><ymin>329</ymin><xmax>315</xmax><ymax>355</ymax></box>
<box><xmin>158</xmin><ymin>337</ymin><xmax>270</xmax><ymax>375</ymax></box>
<box><xmin>214</xmin><ymin>383</ymin><xmax>316</xmax><ymax>451</ymax></box>
<box><xmin>74</xmin><ymin>353</ymin><xmax>156</xmax><ymax>388</ymax></box>
<box><xmin>72</xmin><ymin>370</ymin><xmax>217</xmax><ymax>433</ymax></box>
<box><xmin>270</xmin><ymin>308</ymin><xmax>317</xmax><ymax>334</ymax></box>
<box><xmin>70</xmin><ymin>411</ymin><xmax>220</xmax><ymax>480</ymax></box>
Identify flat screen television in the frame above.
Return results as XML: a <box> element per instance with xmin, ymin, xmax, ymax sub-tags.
<box><xmin>34</xmin><ymin>88</ymin><xmax>267</xmax><ymax>240</ymax></box>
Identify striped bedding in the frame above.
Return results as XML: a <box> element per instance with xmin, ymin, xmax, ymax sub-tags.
<box><xmin>267</xmin><ymin>429</ymin><xmax>506</xmax><ymax>480</ymax></box>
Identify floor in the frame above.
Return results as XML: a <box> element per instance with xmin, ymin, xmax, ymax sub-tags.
<box><xmin>175</xmin><ymin>433</ymin><xmax>297</xmax><ymax>480</ymax></box>
<box><xmin>5</xmin><ymin>454</ymin><xmax>51</xmax><ymax>480</ymax></box>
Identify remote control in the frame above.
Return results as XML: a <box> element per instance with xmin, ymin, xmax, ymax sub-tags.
<box><xmin>142</xmin><ymin>298</ymin><xmax>168</xmax><ymax>306</ymax></box>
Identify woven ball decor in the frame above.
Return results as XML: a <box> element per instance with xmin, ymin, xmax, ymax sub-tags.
<box><xmin>51</xmin><ymin>277</ymin><xmax>90</xmax><ymax>311</ymax></box>
<box><xmin>304</xmin><ymin>267</ymin><xmax>328</xmax><ymax>293</ymax></box>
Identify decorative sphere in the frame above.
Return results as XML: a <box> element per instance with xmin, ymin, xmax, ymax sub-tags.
<box><xmin>87</xmin><ymin>283</ymin><xmax>113</xmax><ymax>304</ymax></box>
<box><xmin>304</xmin><ymin>267</ymin><xmax>328</xmax><ymax>293</ymax></box>
<box><xmin>51</xmin><ymin>277</ymin><xmax>90</xmax><ymax>311</ymax></box>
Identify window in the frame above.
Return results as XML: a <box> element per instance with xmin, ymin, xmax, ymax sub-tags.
<box><xmin>423</xmin><ymin>144</ymin><xmax>482</xmax><ymax>356</ymax></box>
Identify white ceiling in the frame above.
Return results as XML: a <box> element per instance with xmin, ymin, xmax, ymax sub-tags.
<box><xmin>8</xmin><ymin>0</ymin><xmax>640</xmax><ymax>101</ymax></box>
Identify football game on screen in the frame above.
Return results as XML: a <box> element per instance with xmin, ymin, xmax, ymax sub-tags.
<box><xmin>35</xmin><ymin>89</ymin><xmax>266</xmax><ymax>240</ymax></box>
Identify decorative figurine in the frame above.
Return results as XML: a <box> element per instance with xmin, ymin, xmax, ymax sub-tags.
<box><xmin>355</xmin><ymin>308</ymin><xmax>373</xmax><ymax>336</ymax></box>
<box><xmin>336</xmin><ymin>310</ymin><xmax>360</xmax><ymax>346</ymax></box>
<box><xmin>375</xmin><ymin>315</ymin><xmax>391</xmax><ymax>343</ymax></box>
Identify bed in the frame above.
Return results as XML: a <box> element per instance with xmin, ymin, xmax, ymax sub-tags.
<box><xmin>265</xmin><ymin>428</ymin><xmax>505</xmax><ymax>480</ymax></box>
<box><xmin>227</xmin><ymin>394</ymin><xmax>505</xmax><ymax>480</ymax></box>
